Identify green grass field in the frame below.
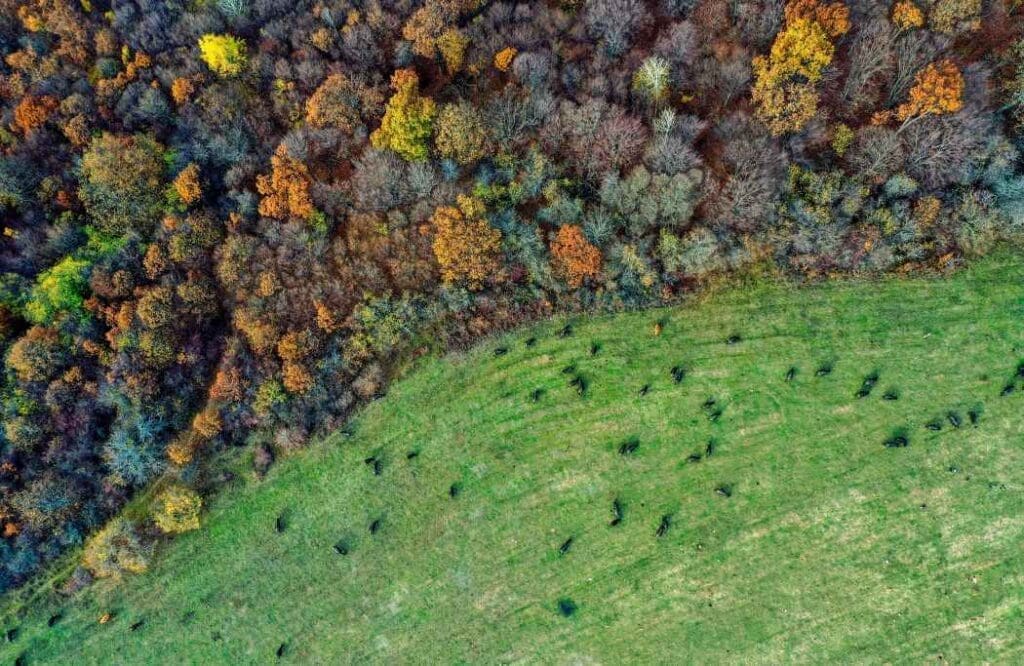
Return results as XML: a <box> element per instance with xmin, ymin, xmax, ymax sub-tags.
<box><xmin>4</xmin><ymin>255</ymin><xmax>1024</xmax><ymax>664</ymax></box>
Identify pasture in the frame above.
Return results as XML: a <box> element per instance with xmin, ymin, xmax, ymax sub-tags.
<box><xmin>4</xmin><ymin>254</ymin><xmax>1024</xmax><ymax>664</ymax></box>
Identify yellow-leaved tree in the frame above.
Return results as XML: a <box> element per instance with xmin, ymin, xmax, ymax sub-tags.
<box><xmin>751</xmin><ymin>0</ymin><xmax>849</xmax><ymax>135</ymax></box>
<box><xmin>198</xmin><ymin>34</ymin><xmax>247</xmax><ymax>77</ymax></box>
<box><xmin>371</xmin><ymin>69</ymin><xmax>437</xmax><ymax>161</ymax></box>
<box><xmin>431</xmin><ymin>195</ymin><xmax>502</xmax><ymax>290</ymax></box>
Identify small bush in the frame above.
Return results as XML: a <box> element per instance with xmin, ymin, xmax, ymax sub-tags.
<box><xmin>152</xmin><ymin>485</ymin><xmax>202</xmax><ymax>534</ymax></box>
<box><xmin>82</xmin><ymin>518</ymin><xmax>150</xmax><ymax>579</ymax></box>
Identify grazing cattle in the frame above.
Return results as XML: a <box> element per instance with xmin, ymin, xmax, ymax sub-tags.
<box><xmin>369</xmin><ymin>519</ymin><xmax>381</xmax><ymax>535</ymax></box>
<box><xmin>703</xmin><ymin>397</ymin><xmax>717</xmax><ymax>410</ymax></box>
<box><xmin>6</xmin><ymin>627</ymin><xmax>18</xmax><ymax>642</ymax></box>
<box><xmin>590</xmin><ymin>343</ymin><xmax>600</xmax><ymax>356</ymax></box>
<box><xmin>883</xmin><ymin>390</ymin><xmax>899</xmax><ymax>401</ymax></box>
<box><xmin>275</xmin><ymin>514</ymin><xmax>287</xmax><ymax>533</ymax></box>
<box><xmin>569</xmin><ymin>374</ymin><xmax>588</xmax><ymax>396</ymax></box>
<box><xmin>856</xmin><ymin>373</ymin><xmax>879</xmax><ymax>398</ymax></box>
<box><xmin>785</xmin><ymin>367</ymin><xmax>797</xmax><ymax>382</ymax></box>
<box><xmin>925</xmin><ymin>420</ymin><xmax>942</xmax><ymax>431</ymax></box>
<box><xmin>129</xmin><ymin>620</ymin><xmax>145</xmax><ymax>632</ymax></box>
<box><xmin>559</xmin><ymin>324</ymin><xmax>573</xmax><ymax>338</ymax></box>
<box><xmin>557</xmin><ymin>599</ymin><xmax>577</xmax><ymax>617</ymax></box>
<box><xmin>333</xmin><ymin>541</ymin><xmax>349</xmax><ymax>555</ymax></box>
<box><xmin>559</xmin><ymin>537</ymin><xmax>574</xmax><ymax>555</ymax></box>
<box><xmin>277</xmin><ymin>643</ymin><xmax>287</xmax><ymax>658</ymax></box>
<box><xmin>525</xmin><ymin>337</ymin><xmax>537</xmax><ymax>347</ymax></box>
<box><xmin>618</xmin><ymin>438</ymin><xmax>640</xmax><ymax>456</ymax></box>
<box><xmin>670</xmin><ymin>366</ymin><xmax>686</xmax><ymax>383</ymax></box>
<box><xmin>884</xmin><ymin>435</ymin><xmax>909</xmax><ymax>448</ymax></box>
<box><xmin>726</xmin><ymin>334</ymin><xmax>742</xmax><ymax>345</ymax></box>
<box><xmin>708</xmin><ymin>408</ymin><xmax>723</xmax><ymax>423</ymax></box>
<box><xmin>638</xmin><ymin>384</ymin><xmax>650</xmax><ymax>397</ymax></box>
<box><xmin>494</xmin><ymin>347</ymin><xmax>508</xmax><ymax>357</ymax></box>
<box><xmin>1017</xmin><ymin>362</ymin><xmax>1024</xmax><ymax>378</ymax></box>
<box><xmin>715</xmin><ymin>484</ymin><xmax>733</xmax><ymax>498</ymax></box>
<box><xmin>1001</xmin><ymin>383</ymin><xmax>1015</xmax><ymax>397</ymax></box>
<box><xmin>530</xmin><ymin>388</ymin><xmax>544</xmax><ymax>403</ymax></box>
<box><xmin>47</xmin><ymin>614</ymin><xmax>61</xmax><ymax>627</ymax></box>
<box><xmin>968</xmin><ymin>409</ymin><xmax>980</xmax><ymax>425</ymax></box>
<box><xmin>687</xmin><ymin>453</ymin><xmax>702</xmax><ymax>464</ymax></box>
<box><xmin>610</xmin><ymin>499</ymin><xmax>623</xmax><ymax>527</ymax></box>
<box><xmin>705</xmin><ymin>440</ymin><xmax>716</xmax><ymax>458</ymax></box>
<box><xmin>947</xmin><ymin>412</ymin><xmax>962</xmax><ymax>428</ymax></box>
<box><xmin>656</xmin><ymin>515</ymin><xmax>671</xmax><ymax>538</ymax></box>
<box><xmin>815</xmin><ymin>364</ymin><xmax>832</xmax><ymax>377</ymax></box>
<box><xmin>561</xmin><ymin>363</ymin><xmax>576</xmax><ymax>375</ymax></box>
<box><xmin>406</xmin><ymin>451</ymin><xmax>419</xmax><ymax>460</ymax></box>
<box><xmin>15</xmin><ymin>653</ymin><xmax>26</xmax><ymax>666</ymax></box>
<box><xmin>372</xmin><ymin>459</ymin><xmax>383</xmax><ymax>476</ymax></box>
<box><xmin>449</xmin><ymin>483</ymin><xmax>461</xmax><ymax>498</ymax></box>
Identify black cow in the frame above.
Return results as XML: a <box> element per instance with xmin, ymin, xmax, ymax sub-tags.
<box><xmin>369</xmin><ymin>519</ymin><xmax>381</xmax><ymax>535</ymax></box>
<box><xmin>715</xmin><ymin>485</ymin><xmax>733</xmax><ymax>498</ymax></box>
<box><xmin>705</xmin><ymin>440</ymin><xmax>717</xmax><ymax>458</ymax></box>
<box><xmin>687</xmin><ymin>453</ymin><xmax>702</xmax><ymax>464</ymax></box>
<box><xmin>277</xmin><ymin>642</ymin><xmax>287</xmax><ymax>658</ymax></box>
<box><xmin>882</xmin><ymin>390</ymin><xmax>899</xmax><ymax>401</ymax></box>
<box><xmin>726</xmin><ymin>334</ymin><xmax>742</xmax><ymax>345</ymax></box>
<box><xmin>884</xmin><ymin>435</ymin><xmax>909</xmax><ymax>448</ymax></box>
<box><xmin>610</xmin><ymin>499</ymin><xmax>623</xmax><ymax>527</ymax></box>
<box><xmin>968</xmin><ymin>409</ymin><xmax>980</xmax><ymax>425</ymax></box>
<box><xmin>333</xmin><ymin>541</ymin><xmax>349</xmax><ymax>555</ymax></box>
<box><xmin>638</xmin><ymin>384</ymin><xmax>650</xmax><ymax>397</ymax></box>
<box><xmin>559</xmin><ymin>324</ymin><xmax>573</xmax><ymax>338</ymax></box>
<box><xmin>494</xmin><ymin>347</ymin><xmax>508</xmax><ymax>357</ymax></box>
<box><xmin>925</xmin><ymin>420</ymin><xmax>943</xmax><ymax>431</ymax></box>
<box><xmin>275</xmin><ymin>514</ymin><xmax>287</xmax><ymax>533</ymax></box>
<box><xmin>406</xmin><ymin>450</ymin><xmax>419</xmax><ymax>460</ymax></box>
<box><xmin>530</xmin><ymin>388</ymin><xmax>544</xmax><ymax>403</ymax></box>
<box><xmin>562</xmin><ymin>363</ymin><xmax>577</xmax><ymax>375</ymax></box>
<box><xmin>47</xmin><ymin>614</ymin><xmax>61</xmax><ymax>628</ymax></box>
<box><xmin>656</xmin><ymin>515</ymin><xmax>671</xmax><ymax>538</ymax></box>
<box><xmin>557</xmin><ymin>599</ymin><xmax>577</xmax><ymax>617</ymax></box>
<box><xmin>947</xmin><ymin>412</ymin><xmax>962</xmax><ymax>428</ymax></box>
<box><xmin>449</xmin><ymin>483</ymin><xmax>461</xmax><ymax>498</ymax></box>
<box><xmin>129</xmin><ymin>620</ymin><xmax>145</xmax><ymax>632</ymax></box>
<box><xmin>525</xmin><ymin>337</ymin><xmax>537</xmax><ymax>348</ymax></box>
<box><xmin>785</xmin><ymin>367</ymin><xmax>797</xmax><ymax>382</ymax></box>
<box><xmin>1001</xmin><ymin>383</ymin><xmax>1015</xmax><ymax>397</ymax></box>
<box><xmin>6</xmin><ymin>627</ymin><xmax>18</xmax><ymax>642</ymax></box>
<box><xmin>618</xmin><ymin>438</ymin><xmax>640</xmax><ymax>456</ymax></box>
<box><xmin>670</xmin><ymin>366</ymin><xmax>686</xmax><ymax>383</ymax></box>
<box><xmin>856</xmin><ymin>373</ymin><xmax>879</xmax><ymax>398</ymax></box>
<box><xmin>816</xmin><ymin>364</ymin><xmax>833</xmax><ymax>377</ymax></box>
<box><xmin>559</xmin><ymin>537</ymin><xmax>574</xmax><ymax>555</ymax></box>
<box><xmin>590</xmin><ymin>343</ymin><xmax>601</xmax><ymax>356</ymax></box>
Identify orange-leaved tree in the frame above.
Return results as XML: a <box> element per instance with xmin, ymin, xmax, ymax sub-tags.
<box><xmin>550</xmin><ymin>225</ymin><xmax>602</xmax><ymax>288</ymax></box>
<box><xmin>256</xmin><ymin>145</ymin><xmax>315</xmax><ymax>220</ymax></box>
<box><xmin>896</xmin><ymin>59</ymin><xmax>964</xmax><ymax>130</ymax></box>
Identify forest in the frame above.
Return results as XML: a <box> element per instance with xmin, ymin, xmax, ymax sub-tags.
<box><xmin>0</xmin><ymin>0</ymin><xmax>1022</xmax><ymax>592</ymax></box>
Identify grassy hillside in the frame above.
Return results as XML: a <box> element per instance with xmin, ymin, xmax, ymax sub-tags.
<box><xmin>5</xmin><ymin>255</ymin><xmax>1024</xmax><ymax>664</ymax></box>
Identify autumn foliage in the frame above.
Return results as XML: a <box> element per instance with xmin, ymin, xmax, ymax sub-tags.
<box><xmin>551</xmin><ymin>225</ymin><xmax>603</xmax><ymax>288</ymax></box>
<box><xmin>256</xmin><ymin>146</ymin><xmax>315</xmax><ymax>220</ymax></box>
<box><xmin>431</xmin><ymin>195</ymin><xmax>502</xmax><ymax>289</ymax></box>
<box><xmin>897</xmin><ymin>59</ymin><xmax>964</xmax><ymax>123</ymax></box>
<box><xmin>370</xmin><ymin>69</ymin><xmax>437</xmax><ymax>161</ymax></box>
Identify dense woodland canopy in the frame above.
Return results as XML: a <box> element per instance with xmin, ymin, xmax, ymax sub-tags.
<box><xmin>0</xmin><ymin>0</ymin><xmax>1021</xmax><ymax>591</ymax></box>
